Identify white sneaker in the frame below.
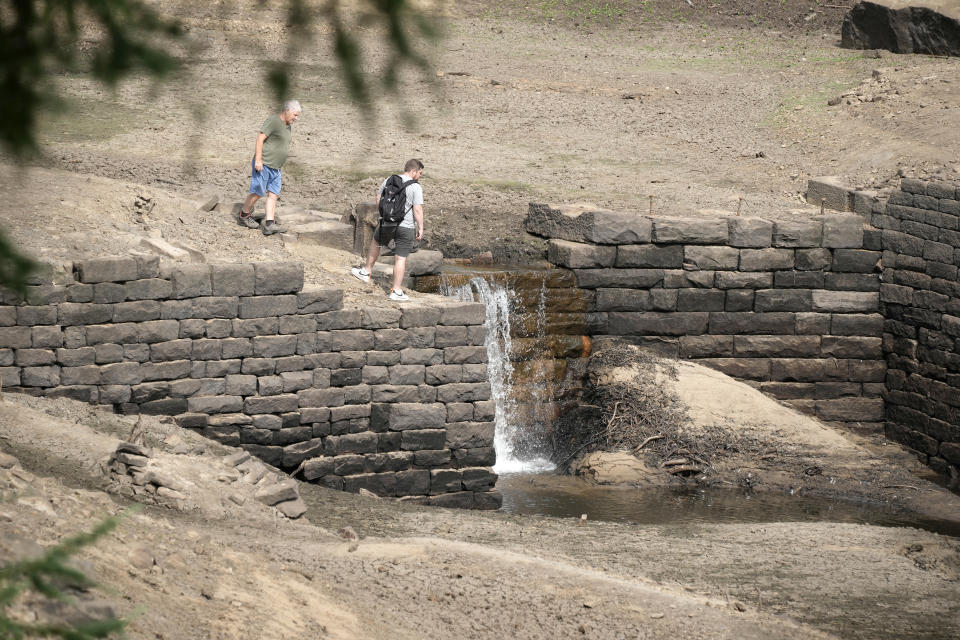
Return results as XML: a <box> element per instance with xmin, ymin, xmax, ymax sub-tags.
<box><xmin>389</xmin><ymin>289</ymin><xmax>410</xmax><ymax>301</ymax></box>
<box><xmin>351</xmin><ymin>267</ymin><xmax>370</xmax><ymax>283</ymax></box>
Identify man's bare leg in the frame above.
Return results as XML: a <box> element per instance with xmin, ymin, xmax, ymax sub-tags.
<box><xmin>364</xmin><ymin>242</ymin><xmax>381</xmax><ymax>273</ymax></box>
<box><xmin>241</xmin><ymin>193</ymin><xmax>261</xmax><ymax>215</ymax></box>
<box><xmin>264</xmin><ymin>192</ymin><xmax>279</xmax><ymax>221</ymax></box>
<box><xmin>392</xmin><ymin>256</ymin><xmax>407</xmax><ymax>292</ymax></box>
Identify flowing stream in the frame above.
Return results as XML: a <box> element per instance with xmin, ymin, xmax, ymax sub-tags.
<box><xmin>441</xmin><ymin>275</ymin><xmax>555</xmax><ymax>473</ymax></box>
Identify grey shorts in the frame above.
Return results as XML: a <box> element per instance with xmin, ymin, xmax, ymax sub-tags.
<box><xmin>374</xmin><ymin>224</ymin><xmax>416</xmax><ymax>258</ymax></box>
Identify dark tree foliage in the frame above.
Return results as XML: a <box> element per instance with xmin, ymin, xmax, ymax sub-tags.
<box><xmin>0</xmin><ymin>0</ymin><xmax>438</xmax><ymax>294</ymax></box>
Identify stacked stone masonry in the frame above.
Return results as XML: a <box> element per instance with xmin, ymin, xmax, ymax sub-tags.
<box><xmin>528</xmin><ymin>203</ymin><xmax>886</xmax><ymax>429</ymax></box>
<box><xmin>875</xmin><ymin>178</ymin><xmax>960</xmax><ymax>479</ymax></box>
<box><xmin>0</xmin><ymin>257</ymin><xmax>500</xmax><ymax>509</ymax></box>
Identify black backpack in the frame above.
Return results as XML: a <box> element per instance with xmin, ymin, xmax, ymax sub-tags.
<box><xmin>378</xmin><ymin>175</ymin><xmax>416</xmax><ymax>225</ymax></box>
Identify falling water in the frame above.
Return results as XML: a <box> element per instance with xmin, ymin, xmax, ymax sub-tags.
<box><xmin>441</xmin><ymin>275</ymin><xmax>555</xmax><ymax>473</ymax></box>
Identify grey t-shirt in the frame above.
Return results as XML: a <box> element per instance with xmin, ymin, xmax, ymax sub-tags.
<box><xmin>379</xmin><ymin>175</ymin><xmax>424</xmax><ymax>229</ymax></box>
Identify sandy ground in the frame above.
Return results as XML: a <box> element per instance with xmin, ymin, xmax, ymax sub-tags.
<box><xmin>2</xmin><ymin>0</ymin><xmax>958</xmax><ymax>267</ymax></box>
<box><xmin>1</xmin><ymin>391</ymin><xmax>959</xmax><ymax>640</ymax></box>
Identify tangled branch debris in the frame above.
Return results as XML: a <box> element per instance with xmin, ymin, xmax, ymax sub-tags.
<box><xmin>551</xmin><ymin>343</ymin><xmax>740</xmax><ymax>478</ymax></box>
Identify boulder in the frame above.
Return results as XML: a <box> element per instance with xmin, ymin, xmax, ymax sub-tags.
<box><xmin>842</xmin><ymin>1</ymin><xmax>960</xmax><ymax>56</ymax></box>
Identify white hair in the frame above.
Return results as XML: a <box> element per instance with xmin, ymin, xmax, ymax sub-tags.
<box><xmin>282</xmin><ymin>100</ymin><xmax>302</xmax><ymax>114</ymax></box>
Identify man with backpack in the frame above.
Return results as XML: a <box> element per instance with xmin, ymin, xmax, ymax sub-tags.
<box><xmin>351</xmin><ymin>159</ymin><xmax>425</xmax><ymax>301</ymax></box>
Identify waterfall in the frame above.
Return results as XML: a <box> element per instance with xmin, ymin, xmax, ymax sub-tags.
<box><xmin>441</xmin><ymin>275</ymin><xmax>555</xmax><ymax>474</ymax></box>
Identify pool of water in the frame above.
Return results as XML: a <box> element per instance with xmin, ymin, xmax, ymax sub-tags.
<box><xmin>497</xmin><ymin>473</ymin><xmax>960</xmax><ymax>537</ymax></box>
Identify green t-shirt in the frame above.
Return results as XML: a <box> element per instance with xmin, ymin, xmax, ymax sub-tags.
<box><xmin>259</xmin><ymin>114</ymin><xmax>292</xmax><ymax>169</ymax></box>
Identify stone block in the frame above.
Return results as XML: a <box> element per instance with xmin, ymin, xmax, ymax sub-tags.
<box><xmin>189</xmin><ymin>297</ymin><xmax>239</xmax><ymax>319</ymax></box>
<box><xmin>816</xmin><ymin>397</ymin><xmax>884</xmax><ymax>422</ymax></box>
<box><xmin>708</xmin><ymin>312</ymin><xmax>795</xmax><ymax>335</ymax></box>
<box><xmin>85</xmin><ymin>323</ymin><xmax>137</xmax><ymax>346</ymax></box>
<box><xmin>388</xmin><ymin>364</ymin><xmax>425</xmax><ymax>385</ymax></box>
<box><xmin>831</xmin><ymin>313</ymin><xmax>885</xmax><ymax>336</ymax></box>
<box><xmin>60</xmin><ymin>365</ymin><xmax>100</xmax><ymax>385</ymax></box>
<box><xmin>24</xmin><ymin>285</ymin><xmax>67</xmax><ymax>305</ymax></box>
<box><xmin>822</xmin><ymin>214</ymin><xmax>864</xmax><ymax>249</ymax></box>
<box><xmin>239</xmin><ymin>295</ymin><xmax>297</xmax><ymax>318</ymax></box>
<box><xmin>56</xmin><ymin>347</ymin><xmax>96</xmax><ymax>366</ymax></box>
<box><xmin>58</xmin><ymin>303</ymin><xmax>114</xmax><ymax>326</ymax></box>
<box><xmin>400</xmin><ymin>348</ymin><xmax>443</xmax><ymax>366</ymax></box>
<box><xmin>92</xmin><ymin>283</ymin><xmax>125</xmax><ymax>304</ymax></box>
<box><xmin>376</xmin><ymin>403</ymin><xmax>446</xmax><ymax>431</ymax></box>
<box><xmin>683</xmin><ymin>246</ymin><xmax>740</xmax><ymax>270</ymax></box>
<box><xmin>608</xmin><ymin>312</ymin><xmax>709</xmax><ymax>336</ymax></box>
<box><xmin>210</xmin><ymin>263</ymin><xmax>255</xmax><ymax>296</ymax></box>
<box><xmin>361</xmin><ymin>307</ymin><xmax>402</xmax><ymax>330</ymax></box>
<box><xmin>394</xmin><ymin>469</ymin><xmax>430</xmax><ymax>495</ymax></box>
<box><xmin>728</xmin><ymin>217</ymin><xmax>772</xmax><ymax>247</ymax></box>
<box><xmin>679</xmin><ymin>335</ymin><xmax>733</xmax><ymax>357</ymax></box>
<box><xmin>244</xmin><ymin>394</ymin><xmax>298</xmax><ymax>414</ymax></box>
<box><xmin>444</xmin><ymin>346</ymin><xmax>488</xmax><ymax>364</ymax></box>
<box><xmin>439</xmin><ymin>302</ymin><xmax>486</xmax><ymax>326</ymax></box>
<box><xmin>137</xmin><ymin>319</ymin><xmax>180</xmax><ymax>343</ymax></box>
<box><xmin>100</xmin><ymin>362</ymin><xmax>141</xmax><ymax>385</ymax></box>
<box><xmin>462</xmin><ymin>364</ymin><xmax>487</xmax><ymax>383</ymax></box>
<box><xmin>461</xmin><ymin>467</ymin><xmax>498</xmax><ymax>491</ymax></box>
<box><xmin>754</xmin><ymin>289</ymin><xmax>813</xmax><ymax>312</ymax></box>
<box><xmin>17</xmin><ymin>305</ymin><xmax>58</xmax><ymax>326</ymax></box>
<box><xmin>715</xmin><ymin>272</ymin><xmax>773</xmax><ymax>290</ymax></box>
<box><xmin>328</xmin><ymin>329</ymin><xmax>374</xmax><ymax>352</ymax></box>
<box><xmin>734</xmin><ymin>335</ymin><xmax>820</xmax><ymax>358</ymax></box>
<box><xmin>434</xmin><ymin>326</ymin><xmax>468</xmax><ymax>348</ymax></box>
<box><xmin>231</xmin><ymin>318</ymin><xmax>279</xmax><ymax>338</ymax></box>
<box><xmin>774</xmin><ymin>272</ymin><xmax>824</xmax><ymax>289</ymax></box>
<box><xmin>257</xmin><ymin>375</ymin><xmax>283</xmax><ymax>396</ymax></box>
<box><xmin>806</xmin><ymin>177</ymin><xmax>852</xmax><ymax>212</ymax></box>
<box><xmin>664</xmin><ymin>270</ymin><xmax>714</xmax><ymax>289</ymax></box>
<box><xmin>140</xmin><ymin>360</ymin><xmax>192</xmax><ymax>381</ymax></box>
<box><xmin>795</xmin><ymin>248</ymin><xmax>832</xmax><ymax>271</ymax></box>
<box><xmin>297</xmin><ymin>286</ymin><xmax>343</xmax><ymax>314</ymax></box>
<box><xmin>739</xmin><ymin>248</ymin><xmax>794</xmax><ymax>271</ymax></box>
<box><xmin>773</xmin><ymin>219</ymin><xmax>823</xmax><ymax>247</ymax></box>
<box><xmin>547</xmin><ymin>239</ymin><xmax>616</xmax><ymax>268</ymax></box>
<box><xmin>573</xmin><ymin>269</ymin><xmax>664</xmax><ymax>289</ymax></box>
<box><xmin>825</xmin><ymin>273</ymin><xmax>880</xmax><ymax>292</ymax></box>
<box><xmin>371</xmin><ymin>385</ymin><xmax>420</xmax><ymax>403</ymax></box>
<box><xmin>252</xmin><ymin>335</ymin><xmax>298</xmax><ymax>358</ymax></box>
<box><xmin>279</xmin><ymin>315</ymin><xmax>316</xmax><ymax>335</ymax></box>
<box><xmin>31</xmin><ymin>326</ymin><xmax>62</xmax><ymax>348</ymax></box>
<box><xmin>169</xmin><ymin>265</ymin><xmax>212</xmax><ymax>299</ymax></box>
<box><xmin>185</xmin><ymin>395</ymin><xmax>242</xmax><ymax>414</ymax></box>
<box><xmin>21</xmin><ymin>366</ymin><xmax>60</xmax><ymax>387</ymax></box>
<box><xmin>436</xmin><ymin>383</ymin><xmax>491</xmax><ymax>403</ymax></box>
<box><xmin>615</xmin><ymin>244</ymin><xmax>683</xmax><ymax>269</ymax></box>
<box><xmin>298</xmin><ymin>387</ymin><xmax>345</xmax><ymax>408</ymax></box>
<box><xmin>676</xmin><ymin>289</ymin><xmax>725</xmax><ymax>312</ymax></box>
<box><xmin>75</xmin><ymin>256</ymin><xmax>138</xmax><ymax>283</ymax></box>
<box><xmin>770</xmin><ymin>359</ymin><xmax>848</xmax><ymax>382</ymax></box>
<box><xmin>401</xmin><ymin>429</ymin><xmax>447</xmax><ymax>451</ymax></box>
<box><xmin>151</xmin><ymin>339</ymin><xmax>192</xmax><ymax>361</ymax></box>
<box><xmin>883</xmin><ymin>229</ymin><xmax>925</xmax><ymax>256</ymax></box>
<box><xmin>0</xmin><ymin>367</ymin><xmax>19</xmax><ymax>386</ymax></box>
<box><xmin>811</xmin><ymin>291</ymin><xmax>879</xmax><ymax>313</ymax></box>
<box><xmin>315</xmin><ymin>309</ymin><xmax>363</xmax><ymax>331</ymax></box>
<box><xmin>94</xmin><ymin>343</ymin><xmax>123</xmax><ymax>363</ymax></box>
<box><xmin>429</xmin><ymin>469</ymin><xmax>463</xmax><ymax>495</ymax></box>
<box><xmin>445</xmin><ymin>422</ymin><xmax>495</xmax><ymax>449</ymax></box>
<box><xmin>414</xmin><ymin>449</ymin><xmax>453</xmax><ymax>467</ymax></box>
<box><xmin>652</xmin><ymin>217</ymin><xmax>728</xmax><ymax>244</ymax></box>
<box><xmin>832</xmin><ymin>249</ymin><xmax>880</xmax><ymax>273</ymax></box>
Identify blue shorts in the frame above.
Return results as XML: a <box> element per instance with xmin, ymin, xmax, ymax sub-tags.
<box><xmin>249</xmin><ymin>157</ymin><xmax>282</xmax><ymax>196</ymax></box>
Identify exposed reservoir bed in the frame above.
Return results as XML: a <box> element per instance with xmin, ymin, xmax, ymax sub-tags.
<box><xmin>497</xmin><ymin>472</ymin><xmax>960</xmax><ymax>538</ymax></box>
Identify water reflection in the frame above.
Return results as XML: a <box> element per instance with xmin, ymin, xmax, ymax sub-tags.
<box><xmin>498</xmin><ymin>473</ymin><xmax>960</xmax><ymax>537</ymax></box>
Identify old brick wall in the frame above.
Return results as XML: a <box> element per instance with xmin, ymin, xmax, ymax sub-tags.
<box><xmin>528</xmin><ymin>204</ymin><xmax>885</xmax><ymax>430</ymax></box>
<box><xmin>877</xmin><ymin>178</ymin><xmax>960</xmax><ymax>479</ymax></box>
<box><xmin>0</xmin><ymin>256</ymin><xmax>500</xmax><ymax>509</ymax></box>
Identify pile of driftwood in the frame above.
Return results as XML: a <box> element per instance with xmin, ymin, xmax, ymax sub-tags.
<box><xmin>551</xmin><ymin>343</ymin><xmax>734</xmax><ymax>479</ymax></box>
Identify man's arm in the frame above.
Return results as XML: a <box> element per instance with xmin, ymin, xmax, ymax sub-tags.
<box><xmin>253</xmin><ymin>132</ymin><xmax>268</xmax><ymax>171</ymax></box>
<box><xmin>413</xmin><ymin>204</ymin><xmax>424</xmax><ymax>241</ymax></box>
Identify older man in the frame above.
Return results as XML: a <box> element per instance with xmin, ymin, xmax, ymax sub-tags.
<box><xmin>238</xmin><ymin>100</ymin><xmax>301</xmax><ymax>236</ymax></box>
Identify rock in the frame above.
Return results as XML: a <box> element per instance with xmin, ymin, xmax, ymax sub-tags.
<box><xmin>223</xmin><ymin>450</ymin><xmax>251</xmax><ymax>467</ymax></box>
<box><xmin>114</xmin><ymin>452</ymin><xmax>149</xmax><ymax>468</ymax></box>
<box><xmin>358</xmin><ymin>488</ymin><xmax>381</xmax><ymax>499</ymax></box>
<box><xmin>377</xmin><ymin>249</ymin><xmax>444</xmax><ymax>276</ymax></box>
<box><xmin>254</xmin><ymin>479</ymin><xmax>299</xmax><ymax>506</ymax></box>
<box><xmin>116</xmin><ymin>441</ymin><xmax>152</xmax><ymax>458</ymax></box>
<box><xmin>128</xmin><ymin>547</ymin><xmax>155</xmax><ymax>569</ymax></box>
<box><xmin>842</xmin><ymin>1</ymin><xmax>960</xmax><ymax>56</ymax></box>
<box><xmin>573</xmin><ymin>451</ymin><xmax>659</xmax><ymax>485</ymax></box>
<box><xmin>0</xmin><ymin>451</ymin><xmax>18</xmax><ymax>469</ymax></box>
<box><xmin>156</xmin><ymin>486</ymin><xmax>185</xmax><ymax>500</ymax></box>
<box><xmin>147</xmin><ymin>469</ymin><xmax>186</xmax><ymax>492</ymax></box>
<box><xmin>197</xmin><ymin>194</ymin><xmax>219</xmax><ymax>211</ymax></box>
<box><xmin>276</xmin><ymin>497</ymin><xmax>307</xmax><ymax>519</ymax></box>
<box><xmin>138</xmin><ymin>237</ymin><xmax>191</xmax><ymax>260</ymax></box>
<box><xmin>337</xmin><ymin>526</ymin><xmax>359</xmax><ymax>541</ymax></box>
<box><xmin>228</xmin><ymin>492</ymin><xmax>246</xmax><ymax>505</ymax></box>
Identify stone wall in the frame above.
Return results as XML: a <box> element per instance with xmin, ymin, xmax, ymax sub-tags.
<box><xmin>528</xmin><ymin>204</ymin><xmax>886</xmax><ymax>430</ymax></box>
<box><xmin>876</xmin><ymin>177</ymin><xmax>960</xmax><ymax>479</ymax></box>
<box><xmin>0</xmin><ymin>256</ymin><xmax>500</xmax><ymax>508</ymax></box>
